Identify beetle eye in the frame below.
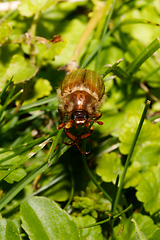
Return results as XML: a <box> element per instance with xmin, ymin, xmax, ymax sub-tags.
<box><xmin>71</xmin><ymin>113</ymin><xmax>74</xmax><ymax>120</ymax></box>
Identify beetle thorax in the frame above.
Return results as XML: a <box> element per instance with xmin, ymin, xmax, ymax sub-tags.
<box><xmin>61</xmin><ymin>90</ymin><xmax>97</xmax><ymax>116</ymax></box>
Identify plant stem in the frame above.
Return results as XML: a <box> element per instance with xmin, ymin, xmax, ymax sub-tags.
<box><xmin>82</xmin><ymin>139</ymin><xmax>112</xmax><ymax>202</ymax></box>
<box><xmin>70</xmin><ymin>4</ymin><xmax>105</xmax><ymax>63</ymax></box>
<box><xmin>82</xmin><ymin>204</ymin><xmax>132</xmax><ymax>229</ymax></box>
<box><xmin>95</xmin><ymin>0</ymin><xmax>117</xmax><ymax>70</ymax></box>
<box><xmin>112</xmin><ymin>100</ymin><xmax>151</xmax><ymax>213</ymax></box>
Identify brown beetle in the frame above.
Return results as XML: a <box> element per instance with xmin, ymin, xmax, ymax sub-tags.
<box><xmin>57</xmin><ymin>69</ymin><xmax>105</xmax><ymax>154</ymax></box>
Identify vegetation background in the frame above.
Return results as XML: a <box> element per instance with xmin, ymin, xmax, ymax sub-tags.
<box><xmin>0</xmin><ymin>0</ymin><xmax>160</xmax><ymax>239</ymax></box>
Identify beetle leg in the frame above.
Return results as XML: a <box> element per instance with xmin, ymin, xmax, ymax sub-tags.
<box><xmin>75</xmin><ymin>142</ymin><xmax>90</xmax><ymax>155</ymax></box>
<box><xmin>64</xmin><ymin>128</ymin><xmax>76</xmax><ymax>141</ymax></box>
<box><xmin>64</xmin><ymin>128</ymin><xmax>90</xmax><ymax>154</ymax></box>
<box><xmin>65</xmin><ymin>120</ymin><xmax>75</xmax><ymax>129</ymax></box>
<box><xmin>57</xmin><ymin>122</ymin><xmax>66</xmax><ymax>130</ymax></box>
<box><xmin>80</xmin><ymin>132</ymin><xmax>92</xmax><ymax>140</ymax></box>
<box><xmin>58</xmin><ymin>119</ymin><xmax>75</xmax><ymax>130</ymax></box>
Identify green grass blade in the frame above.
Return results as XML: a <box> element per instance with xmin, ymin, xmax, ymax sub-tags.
<box><xmin>127</xmin><ymin>38</ymin><xmax>160</xmax><ymax>75</ymax></box>
<box><xmin>0</xmin><ymin>77</ymin><xmax>13</xmax><ymax>100</ymax></box>
<box><xmin>95</xmin><ymin>0</ymin><xmax>117</xmax><ymax>70</ymax></box>
<box><xmin>0</xmin><ymin>145</ymin><xmax>69</xmax><ymax>210</ymax></box>
<box><xmin>112</xmin><ymin>100</ymin><xmax>151</xmax><ymax>212</ymax></box>
<box><xmin>0</xmin><ymin>138</ymin><xmax>51</xmax><ymax>181</ymax></box>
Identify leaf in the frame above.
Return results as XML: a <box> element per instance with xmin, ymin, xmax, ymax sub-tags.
<box><xmin>95</xmin><ymin>153</ymin><xmax>141</xmax><ymax>188</ymax></box>
<box><xmin>0</xmin><ymin>150</ymin><xmax>27</xmax><ymax>183</ymax></box>
<box><xmin>119</xmin><ymin>116</ymin><xmax>160</xmax><ymax>171</ymax></box>
<box><xmin>18</xmin><ymin>0</ymin><xmax>56</xmax><ymax>17</ymax></box>
<box><xmin>121</xmin><ymin>5</ymin><xmax>160</xmax><ymax>45</ymax></box>
<box><xmin>72</xmin><ymin>215</ymin><xmax>103</xmax><ymax>240</ymax></box>
<box><xmin>36</xmin><ymin>41</ymin><xmax>66</xmax><ymax>65</ymax></box>
<box><xmin>20</xmin><ymin>196</ymin><xmax>80</xmax><ymax>240</ymax></box>
<box><xmin>34</xmin><ymin>78</ymin><xmax>52</xmax><ymax>98</ymax></box>
<box><xmin>96</xmin><ymin>152</ymin><xmax>123</xmax><ymax>184</ymax></box>
<box><xmin>6</xmin><ymin>55</ymin><xmax>38</xmax><ymax>83</ymax></box>
<box><xmin>0</xmin><ymin>218</ymin><xmax>21</xmax><ymax>240</ymax></box>
<box><xmin>4</xmin><ymin>168</ymin><xmax>27</xmax><ymax>184</ymax></box>
<box><xmin>98</xmin><ymin>88</ymin><xmax>146</xmax><ymax>137</ymax></box>
<box><xmin>123</xmin><ymin>161</ymin><xmax>141</xmax><ymax>188</ymax></box>
<box><xmin>136</xmin><ymin>164</ymin><xmax>160</xmax><ymax>215</ymax></box>
<box><xmin>109</xmin><ymin>213</ymin><xmax>160</xmax><ymax>240</ymax></box>
<box><xmin>52</xmin><ymin>18</ymin><xmax>86</xmax><ymax>66</ymax></box>
<box><xmin>0</xmin><ymin>20</ymin><xmax>12</xmax><ymax>46</ymax></box>
<box><xmin>131</xmin><ymin>218</ymin><xmax>147</xmax><ymax>240</ymax></box>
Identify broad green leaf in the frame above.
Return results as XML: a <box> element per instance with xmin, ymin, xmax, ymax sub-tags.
<box><xmin>96</xmin><ymin>152</ymin><xmax>141</xmax><ymax>188</ymax></box>
<box><xmin>53</xmin><ymin>19</ymin><xmax>86</xmax><ymax>66</ymax></box>
<box><xmin>0</xmin><ymin>20</ymin><xmax>12</xmax><ymax>46</ymax></box>
<box><xmin>18</xmin><ymin>0</ymin><xmax>56</xmax><ymax>17</ymax></box>
<box><xmin>34</xmin><ymin>78</ymin><xmax>52</xmax><ymax>98</ymax></box>
<box><xmin>21</xmin><ymin>197</ymin><xmax>80</xmax><ymax>240</ymax></box>
<box><xmin>136</xmin><ymin>164</ymin><xmax>160</xmax><ymax>215</ymax></box>
<box><xmin>123</xmin><ymin>161</ymin><xmax>141</xmax><ymax>188</ymax></box>
<box><xmin>131</xmin><ymin>218</ymin><xmax>147</xmax><ymax>240</ymax></box>
<box><xmin>98</xmin><ymin>88</ymin><xmax>145</xmax><ymax>137</ymax></box>
<box><xmin>36</xmin><ymin>41</ymin><xmax>65</xmax><ymax>65</ymax></box>
<box><xmin>6</xmin><ymin>55</ymin><xmax>37</xmax><ymax>83</ymax></box>
<box><xmin>119</xmin><ymin>116</ymin><xmax>160</xmax><ymax>171</ymax></box>
<box><xmin>4</xmin><ymin>168</ymin><xmax>26</xmax><ymax>184</ymax></box>
<box><xmin>96</xmin><ymin>152</ymin><xmax>123</xmax><ymax>184</ymax></box>
<box><xmin>72</xmin><ymin>215</ymin><xmax>103</xmax><ymax>240</ymax></box>
<box><xmin>109</xmin><ymin>213</ymin><xmax>160</xmax><ymax>240</ymax></box>
<box><xmin>0</xmin><ymin>219</ymin><xmax>21</xmax><ymax>240</ymax></box>
<box><xmin>121</xmin><ymin>6</ymin><xmax>160</xmax><ymax>45</ymax></box>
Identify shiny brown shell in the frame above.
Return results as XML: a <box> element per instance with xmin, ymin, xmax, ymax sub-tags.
<box><xmin>57</xmin><ymin>69</ymin><xmax>105</xmax><ymax>119</ymax></box>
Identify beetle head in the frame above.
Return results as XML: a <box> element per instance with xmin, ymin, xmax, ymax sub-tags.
<box><xmin>71</xmin><ymin>110</ymin><xmax>88</xmax><ymax>125</ymax></box>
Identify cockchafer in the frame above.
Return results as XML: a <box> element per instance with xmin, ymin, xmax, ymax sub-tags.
<box><xmin>57</xmin><ymin>69</ymin><xmax>105</xmax><ymax>154</ymax></box>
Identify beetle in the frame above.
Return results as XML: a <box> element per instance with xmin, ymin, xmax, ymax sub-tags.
<box><xmin>57</xmin><ymin>69</ymin><xmax>105</xmax><ymax>154</ymax></box>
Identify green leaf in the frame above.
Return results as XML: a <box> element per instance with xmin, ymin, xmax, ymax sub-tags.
<box><xmin>119</xmin><ymin>116</ymin><xmax>160</xmax><ymax>171</ymax></box>
<box><xmin>121</xmin><ymin>6</ymin><xmax>160</xmax><ymax>45</ymax></box>
<box><xmin>6</xmin><ymin>55</ymin><xmax>38</xmax><ymax>83</ymax></box>
<box><xmin>136</xmin><ymin>164</ymin><xmax>160</xmax><ymax>215</ymax></box>
<box><xmin>126</xmin><ymin>38</ymin><xmax>160</xmax><ymax>75</ymax></box>
<box><xmin>52</xmin><ymin>18</ymin><xmax>86</xmax><ymax>66</ymax></box>
<box><xmin>0</xmin><ymin>20</ymin><xmax>12</xmax><ymax>46</ymax></box>
<box><xmin>72</xmin><ymin>215</ymin><xmax>103</xmax><ymax>240</ymax></box>
<box><xmin>98</xmin><ymin>89</ymin><xmax>146</xmax><ymax>137</ymax></box>
<box><xmin>96</xmin><ymin>152</ymin><xmax>123</xmax><ymax>184</ymax></box>
<box><xmin>34</xmin><ymin>78</ymin><xmax>52</xmax><ymax>98</ymax></box>
<box><xmin>109</xmin><ymin>213</ymin><xmax>160</xmax><ymax>240</ymax></box>
<box><xmin>0</xmin><ymin>218</ymin><xmax>21</xmax><ymax>240</ymax></box>
<box><xmin>95</xmin><ymin>153</ymin><xmax>141</xmax><ymax>188</ymax></box>
<box><xmin>20</xmin><ymin>196</ymin><xmax>80</xmax><ymax>240</ymax></box>
<box><xmin>18</xmin><ymin>0</ymin><xmax>56</xmax><ymax>17</ymax></box>
<box><xmin>131</xmin><ymin>218</ymin><xmax>147</xmax><ymax>240</ymax></box>
<box><xmin>123</xmin><ymin>161</ymin><xmax>141</xmax><ymax>188</ymax></box>
<box><xmin>4</xmin><ymin>168</ymin><xmax>27</xmax><ymax>184</ymax></box>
